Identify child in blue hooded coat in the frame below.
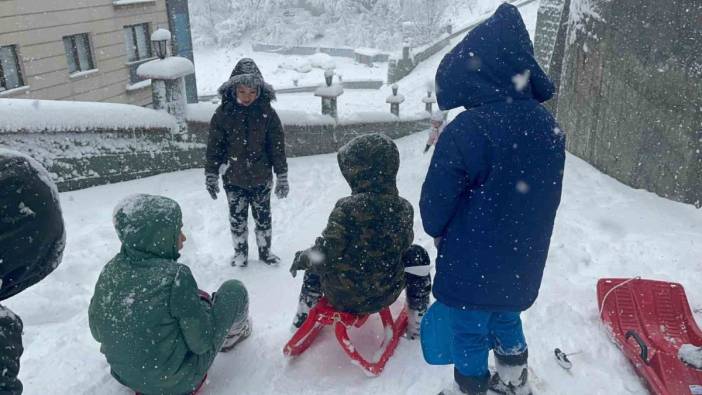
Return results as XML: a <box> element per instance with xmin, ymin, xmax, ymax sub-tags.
<box><xmin>419</xmin><ymin>4</ymin><xmax>565</xmax><ymax>395</ymax></box>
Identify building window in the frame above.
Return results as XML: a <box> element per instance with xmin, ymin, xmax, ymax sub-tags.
<box><xmin>123</xmin><ymin>23</ymin><xmax>154</xmax><ymax>85</ymax></box>
<box><xmin>63</xmin><ymin>33</ymin><xmax>96</xmax><ymax>74</ymax></box>
<box><xmin>0</xmin><ymin>45</ymin><xmax>24</xmax><ymax>92</ymax></box>
<box><xmin>124</xmin><ymin>23</ymin><xmax>152</xmax><ymax>62</ymax></box>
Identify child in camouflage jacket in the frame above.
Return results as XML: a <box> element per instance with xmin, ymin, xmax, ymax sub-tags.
<box><xmin>289</xmin><ymin>133</ymin><xmax>432</xmax><ymax>338</ymax></box>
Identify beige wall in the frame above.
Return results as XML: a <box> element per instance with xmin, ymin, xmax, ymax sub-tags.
<box><xmin>0</xmin><ymin>0</ymin><xmax>170</xmax><ymax>106</ymax></box>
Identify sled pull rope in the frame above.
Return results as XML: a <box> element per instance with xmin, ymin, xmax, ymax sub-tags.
<box><xmin>598</xmin><ymin>276</ymin><xmax>642</xmax><ymax>317</ymax></box>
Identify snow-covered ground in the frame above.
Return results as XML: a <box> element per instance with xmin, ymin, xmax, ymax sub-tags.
<box><xmin>8</xmin><ymin>131</ymin><xmax>702</xmax><ymax>395</ymax></box>
<box><xmin>6</xmin><ymin>2</ymin><xmax>702</xmax><ymax>394</ymax></box>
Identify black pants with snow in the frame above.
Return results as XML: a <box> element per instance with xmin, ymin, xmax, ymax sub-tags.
<box><xmin>225</xmin><ymin>182</ymin><xmax>273</xmax><ymax>259</ymax></box>
<box><xmin>298</xmin><ymin>244</ymin><xmax>432</xmax><ymax>313</ymax></box>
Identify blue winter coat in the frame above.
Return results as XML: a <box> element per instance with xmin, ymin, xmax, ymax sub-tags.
<box><xmin>420</xmin><ymin>3</ymin><xmax>565</xmax><ymax>312</ymax></box>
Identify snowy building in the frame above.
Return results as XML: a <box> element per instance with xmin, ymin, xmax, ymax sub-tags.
<box><xmin>0</xmin><ymin>0</ymin><xmax>197</xmax><ymax>106</ymax></box>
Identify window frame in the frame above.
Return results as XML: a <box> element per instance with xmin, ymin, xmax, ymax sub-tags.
<box><xmin>0</xmin><ymin>45</ymin><xmax>25</xmax><ymax>92</ymax></box>
<box><xmin>63</xmin><ymin>33</ymin><xmax>96</xmax><ymax>75</ymax></box>
<box><xmin>123</xmin><ymin>23</ymin><xmax>156</xmax><ymax>85</ymax></box>
<box><xmin>123</xmin><ymin>23</ymin><xmax>153</xmax><ymax>63</ymax></box>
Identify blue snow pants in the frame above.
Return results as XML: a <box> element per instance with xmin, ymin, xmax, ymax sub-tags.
<box><xmin>445</xmin><ymin>302</ymin><xmax>527</xmax><ymax>377</ymax></box>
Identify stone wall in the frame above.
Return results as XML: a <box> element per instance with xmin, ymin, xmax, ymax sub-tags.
<box><xmin>0</xmin><ymin>127</ymin><xmax>204</xmax><ymax>191</ymax></box>
<box><xmin>1</xmin><ymin>118</ymin><xmax>429</xmax><ymax>192</ymax></box>
<box><xmin>535</xmin><ymin>0</ymin><xmax>702</xmax><ymax>206</ymax></box>
<box><xmin>187</xmin><ymin>117</ymin><xmax>430</xmax><ymax>158</ymax></box>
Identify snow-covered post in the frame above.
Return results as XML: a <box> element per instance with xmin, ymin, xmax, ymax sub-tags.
<box><xmin>137</xmin><ymin>29</ymin><xmax>194</xmax><ymax>134</ymax></box>
<box><xmin>386</xmin><ymin>84</ymin><xmax>405</xmax><ymax>117</ymax></box>
<box><xmin>422</xmin><ymin>90</ymin><xmax>437</xmax><ymax>113</ymax></box>
<box><xmin>314</xmin><ymin>69</ymin><xmax>344</xmax><ymax>120</ymax></box>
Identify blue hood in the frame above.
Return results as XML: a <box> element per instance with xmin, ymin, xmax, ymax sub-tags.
<box><xmin>436</xmin><ymin>3</ymin><xmax>554</xmax><ymax>111</ymax></box>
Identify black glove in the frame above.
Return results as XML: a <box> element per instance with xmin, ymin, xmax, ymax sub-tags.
<box><xmin>290</xmin><ymin>250</ymin><xmax>309</xmax><ymax>278</ymax></box>
<box><xmin>206</xmin><ymin>173</ymin><xmax>219</xmax><ymax>200</ymax></box>
<box><xmin>275</xmin><ymin>172</ymin><xmax>289</xmax><ymax>199</ymax></box>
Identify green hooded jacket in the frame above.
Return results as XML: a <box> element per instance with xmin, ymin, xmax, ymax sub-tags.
<box><xmin>304</xmin><ymin>134</ymin><xmax>414</xmax><ymax>314</ymax></box>
<box><xmin>89</xmin><ymin>195</ymin><xmax>222</xmax><ymax>395</ymax></box>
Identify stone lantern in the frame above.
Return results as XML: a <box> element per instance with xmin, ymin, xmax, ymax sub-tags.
<box><xmin>386</xmin><ymin>84</ymin><xmax>405</xmax><ymax>117</ymax></box>
<box><xmin>314</xmin><ymin>69</ymin><xmax>344</xmax><ymax>120</ymax></box>
<box><xmin>151</xmin><ymin>28</ymin><xmax>171</xmax><ymax>59</ymax></box>
<box><xmin>137</xmin><ymin>29</ymin><xmax>194</xmax><ymax>134</ymax></box>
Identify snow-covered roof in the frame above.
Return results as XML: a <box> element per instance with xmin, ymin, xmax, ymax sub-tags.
<box><xmin>0</xmin><ymin>99</ymin><xmax>176</xmax><ymax>133</ymax></box>
<box><xmin>137</xmin><ymin>57</ymin><xmax>194</xmax><ymax>80</ymax></box>
<box><xmin>314</xmin><ymin>84</ymin><xmax>344</xmax><ymax>98</ymax></box>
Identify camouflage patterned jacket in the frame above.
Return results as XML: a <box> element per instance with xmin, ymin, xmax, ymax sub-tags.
<box><xmin>296</xmin><ymin>134</ymin><xmax>414</xmax><ymax>314</ymax></box>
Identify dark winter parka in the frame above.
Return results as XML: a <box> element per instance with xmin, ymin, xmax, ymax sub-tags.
<box><xmin>89</xmin><ymin>195</ymin><xmax>221</xmax><ymax>395</ymax></box>
<box><xmin>0</xmin><ymin>150</ymin><xmax>66</xmax><ymax>395</ymax></box>
<box><xmin>420</xmin><ymin>4</ymin><xmax>565</xmax><ymax>312</ymax></box>
<box><xmin>300</xmin><ymin>134</ymin><xmax>414</xmax><ymax>314</ymax></box>
<box><xmin>205</xmin><ymin>58</ymin><xmax>287</xmax><ymax>188</ymax></box>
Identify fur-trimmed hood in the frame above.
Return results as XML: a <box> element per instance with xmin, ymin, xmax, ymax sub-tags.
<box><xmin>218</xmin><ymin>58</ymin><xmax>276</xmax><ymax>105</ymax></box>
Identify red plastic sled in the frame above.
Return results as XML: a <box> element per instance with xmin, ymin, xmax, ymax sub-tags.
<box><xmin>597</xmin><ymin>278</ymin><xmax>702</xmax><ymax>395</ymax></box>
<box><xmin>283</xmin><ymin>297</ymin><xmax>408</xmax><ymax>376</ymax></box>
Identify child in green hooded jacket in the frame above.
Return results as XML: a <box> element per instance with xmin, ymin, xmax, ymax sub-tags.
<box><xmin>89</xmin><ymin>194</ymin><xmax>250</xmax><ymax>395</ymax></box>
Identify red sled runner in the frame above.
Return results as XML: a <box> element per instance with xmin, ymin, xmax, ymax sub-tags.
<box><xmin>597</xmin><ymin>278</ymin><xmax>702</xmax><ymax>395</ymax></box>
<box><xmin>283</xmin><ymin>297</ymin><xmax>408</xmax><ymax>376</ymax></box>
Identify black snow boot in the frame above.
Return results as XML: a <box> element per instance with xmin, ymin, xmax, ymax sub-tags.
<box><xmin>230</xmin><ymin>252</ymin><xmax>248</xmax><ymax>267</ymax></box>
<box><xmin>403</xmin><ymin>245</ymin><xmax>432</xmax><ymax>339</ymax></box>
<box><xmin>259</xmin><ymin>250</ymin><xmax>281</xmax><ymax>265</ymax></box>
<box><xmin>292</xmin><ymin>272</ymin><xmax>322</xmax><ymax>329</ymax></box>
<box><xmin>489</xmin><ymin>350</ymin><xmax>532</xmax><ymax>395</ymax></box>
<box><xmin>438</xmin><ymin>368</ymin><xmax>489</xmax><ymax>395</ymax></box>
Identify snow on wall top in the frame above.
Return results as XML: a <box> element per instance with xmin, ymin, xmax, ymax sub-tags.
<box><xmin>186</xmin><ymin>103</ymin><xmax>429</xmax><ymax>127</ymax></box>
<box><xmin>355</xmin><ymin>47</ymin><xmax>383</xmax><ymax>57</ymax></box>
<box><xmin>186</xmin><ymin>103</ymin><xmax>336</xmax><ymax>126</ymax></box>
<box><xmin>0</xmin><ymin>99</ymin><xmax>176</xmax><ymax>133</ymax></box>
<box><xmin>337</xmin><ymin>111</ymin><xmax>427</xmax><ymax>125</ymax></box>
<box><xmin>113</xmin><ymin>0</ymin><xmax>157</xmax><ymax>5</ymax></box>
<box><xmin>137</xmin><ymin>57</ymin><xmax>195</xmax><ymax>80</ymax></box>
<box><xmin>567</xmin><ymin>0</ymin><xmax>605</xmax><ymax>44</ymax></box>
